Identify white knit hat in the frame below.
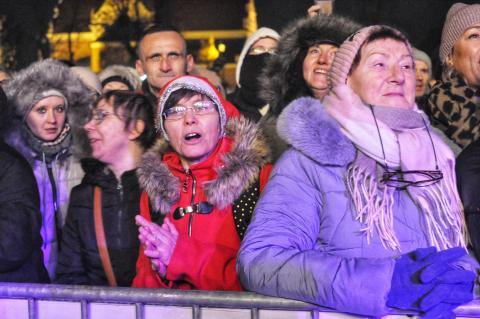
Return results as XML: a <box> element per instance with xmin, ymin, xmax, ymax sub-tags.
<box><xmin>235</xmin><ymin>27</ymin><xmax>280</xmax><ymax>87</ymax></box>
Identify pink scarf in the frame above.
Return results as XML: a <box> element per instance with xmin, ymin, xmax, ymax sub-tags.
<box><xmin>323</xmin><ymin>84</ymin><xmax>466</xmax><ymax>251</ymax></box>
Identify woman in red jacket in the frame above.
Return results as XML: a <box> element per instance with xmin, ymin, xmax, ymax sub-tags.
<box><xmin>132</xmin><ymin>75</ymin><xmax>272</xmax><ymax>290</ymax></box>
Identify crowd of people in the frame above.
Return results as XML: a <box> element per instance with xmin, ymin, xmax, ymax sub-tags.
<box><xmin>1</xmin><ymin>2</ymin><xmax>480</xmax><ymax>318</ymax></box>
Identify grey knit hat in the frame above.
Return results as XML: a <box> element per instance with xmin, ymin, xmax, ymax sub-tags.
<box><xmin>413</xmin><ymin>47</ymin><xmax>432</xmax><ymax>79</ymax></box>
<box><xmin>329</xmin><ymin>25</ymin><xmax>413</xmax><ymax>87</ymax></box>
<box><xmin>99</xmin><ymin>65</ymin><xmax>141</xmax><ymax>91</ymax></box>
<box><xmin>439</xmin><ymin>3</ymin><xmax>480</xmax><ymax>64</ymax></box>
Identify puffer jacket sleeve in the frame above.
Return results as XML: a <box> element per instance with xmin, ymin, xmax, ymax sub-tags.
<box><xmin>55</xmin><ymin>185</ymin><xmax>90</xmax><ymax>284</ymax></box>
<box><xmin>237</xmin><ymin>149</ymin><xmax>396</xmax><ymax>316</ymax></box>
<box><xmin>0</xmin><ymin>147</ymin><xmax>41</xmax><ymax>272</ymax></box>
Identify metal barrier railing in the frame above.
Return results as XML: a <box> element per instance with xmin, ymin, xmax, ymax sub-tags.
<box><xmin>0</xmin><ymin>283</ymin><xmax>479</xmax><ymax>319</ymax></box>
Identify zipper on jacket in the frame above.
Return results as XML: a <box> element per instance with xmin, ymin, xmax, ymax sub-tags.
<box><xmin>185</xmin><ymin>169</ymin><xmax>196</xmax><ymax>237</ymax></box>
<box><xmin>117</xmin><ymin>180</ymin><xmax>123</xmax><ymax>201</ymax></box>
<box><xmin>46</xmin><ymin>159</ymin><xmax>62</xmax><ymax>247</ymax></box>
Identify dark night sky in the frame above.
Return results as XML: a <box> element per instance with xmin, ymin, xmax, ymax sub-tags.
<box><xmin>256</xmin><ymin>0</ymin><xmax>479</xmax><ymax>77</ymax></box>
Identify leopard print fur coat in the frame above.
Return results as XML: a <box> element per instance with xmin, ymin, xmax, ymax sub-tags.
<box><xmin>426</xmin><ymin>71</ymin><xmax>480</xmax><ymax>149</ymax></box>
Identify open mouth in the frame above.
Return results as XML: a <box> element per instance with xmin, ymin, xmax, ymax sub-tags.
<box><xmin>185</xmin><ymin>133</ymin><xmax>201</xmax><ymax>141</ymax></box>
<box><xmin>314</xmin><ymin>68</ymin><xmax>328</xmax><ymax>75</ymax></box>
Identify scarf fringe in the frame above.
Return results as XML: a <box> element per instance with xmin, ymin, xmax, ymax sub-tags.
<box><xmin>347</xmin><ymin>164</ymin><xmax>466</xmax><ymax>251</ymax></box>
<box><xmin>347</xmin><ymin>165</ymin><xmax>400</xmax><ymax>251</ymax></box>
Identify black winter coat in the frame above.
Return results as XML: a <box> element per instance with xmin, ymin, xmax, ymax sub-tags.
<box><xmin>456</xmin><ymin>139</ymin><xmax>480</xmax><ymax>262</ymax></box>
<box><xmin>0</xmin><ymin>142</ymin><xmax>49</xmax><ymax>283</ymax></box>
<box><xmin>55</xmin><ymin>158</ymin><xmax>141</xmax><ymax>286</ymax></box>
<box><xmin>455</xmin><ymin>140</ymin><xmax>480</xmax><ymax>260</ymax></box>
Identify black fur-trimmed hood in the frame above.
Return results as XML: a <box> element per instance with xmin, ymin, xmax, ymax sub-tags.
<box><xmin>259</xmin><ymin>14</ymin><xmax>361</xmax><ymax>116</ymax></box>
<box><xmin>137</xmin><ymin>116</ymin><xmax>271</xmax><ymax>214</ymax></box>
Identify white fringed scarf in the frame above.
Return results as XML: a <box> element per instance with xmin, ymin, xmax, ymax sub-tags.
<box><xmin>324</xmin><ymin>85</ymin><xmax>466</xmax><ymax>251</ymax></box>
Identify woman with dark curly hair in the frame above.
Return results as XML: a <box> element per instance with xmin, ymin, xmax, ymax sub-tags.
<box><xmin>3</xmin><ymin>59</ymin><xmax>92</xmax><ymax>280</ymax></box>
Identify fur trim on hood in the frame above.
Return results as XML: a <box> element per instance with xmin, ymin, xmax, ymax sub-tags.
<box><xmin>137</xmin><ymin>116</ymin><xmax>271</xmax><ymax>213</ymax></box>
<box><xmin>260</xmin><ymin>14</ymin><xmax>361</xmax><ymax>116</ymax></box>
<box><xmin>4</xmin><ymin>59</ymin><xmax>93</xmax><ymax>158</ymax></box>
<box><xmin>99</xmin><ymin>65</ymin><xmax>141</xmax><ymax>91</ymax></box>
<box><xmin>277</xmin><ymin>97</ymin><xmax>355</xmax><ymax>166</ymax></box>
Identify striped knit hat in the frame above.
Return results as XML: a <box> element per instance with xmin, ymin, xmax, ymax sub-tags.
<box><xmin>329</xmin><ymin>25</ymin><xmax>412</xmax><ymax>87</ymax></box>
<box><xmin>439</xmin><ymin>3</ymin><xmax>480</xmax><ymax>64</ymax></box>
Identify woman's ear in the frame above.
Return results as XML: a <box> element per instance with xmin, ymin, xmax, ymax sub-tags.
<box><xmin>446</xmin><ymin>53</ymin><xmax>454</xmax><ymax>68</ymax></box>
<box><xmin>128</xmin><ymin>119</ymin><xmax>145</xmax><ymax>141</ymax></box>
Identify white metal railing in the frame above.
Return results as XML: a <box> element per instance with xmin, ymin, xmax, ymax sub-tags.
<box><xmin>0</xmin><ymin>283</ymin><xmax>479</xmax><ymax>319</ymax></box>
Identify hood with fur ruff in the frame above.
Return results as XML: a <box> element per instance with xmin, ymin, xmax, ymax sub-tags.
<box><xmin>277</xmin><ymin>97</ymin><xmax>355</xmax><ymax>166</ymax></box>
<box><xmin>260</xmin><ymin>14</ymin><xmax>361</xmax><ymax>116</ymax></box>
<box><xmin>3</xmin><ymin>59</ymin><xmax>93</xmax><ymax>158</ymax></box>
<box><xmin>99</xmin><ymin>64</ymin><xmax>141</xmax><ymax>91</ymax></box>
<box><xmin>137</xmin><ymin>116</ymin><xmax>271</xmax><ymax>214</ymax></box>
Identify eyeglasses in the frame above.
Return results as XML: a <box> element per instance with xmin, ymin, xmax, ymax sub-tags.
<box><xmin>163</xmin><ymin>100</ymin><xmax>216</xmax><ymax>120</ymax></box>
<box><xmin>89</xmin><ymin>109</ymin><xmax>115</xmax><ymax>125</ymax></box>
<box><xmin>369</xmin><ymin>105</ymin><xmax>443</xmax><ymax>190</ymax></box>
<box><xmin>248</xmin><ymin>46</ymin><xmax>277</xmax><ymax>55</ymax></box>
<box><xmin>380</xmin><ymin>170</ymin><xmax>443</xmax><ymax>189</ymax></box>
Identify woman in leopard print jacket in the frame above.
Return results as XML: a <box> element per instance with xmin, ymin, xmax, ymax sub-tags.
<box><xmin>425</xmin><ymin>3</ymin><xmax>480</xmax><ymax>149</ymax></box>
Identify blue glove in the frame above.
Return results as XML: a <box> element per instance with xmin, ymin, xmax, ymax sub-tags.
<box><xmin>387</xmin><ymin>246</ymin><xmax>474</xmax><ymax>315</ymax></box>
<box><xmin>422</xmin><ymin>303</ymin><xmax>456</xmax><ymax>319</ymax></box>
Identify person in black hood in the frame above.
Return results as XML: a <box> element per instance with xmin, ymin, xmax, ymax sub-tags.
<box><xmin>0</xmin><ymin>86</ymin><xmax>49</xmax><ymax>283</ymax></box>
<box><xmin>227</xmin><ymin>27</ymin><xmax>280</xmax><ymax>122</ymax></box>
<box><xmin>258</xmin><ymin>14</ymin><xmax>361</xmax><ymax>161</ymax></box>
<box><xmin>55</xmin><ymin>90</ymin><xmax>155</xmax><ymax>286</ymax></box>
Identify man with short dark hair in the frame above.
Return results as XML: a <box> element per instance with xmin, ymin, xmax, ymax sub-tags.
<box><xmin>136</xmin><ymin>25</ymin><xmax>194</xmax><ymax>101</ymax></box>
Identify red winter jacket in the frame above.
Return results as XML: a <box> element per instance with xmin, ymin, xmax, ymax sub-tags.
<box><xmin>132</xmin><ymin>119</ymin><xmax>271</xmax><ymax>290</ymax></box>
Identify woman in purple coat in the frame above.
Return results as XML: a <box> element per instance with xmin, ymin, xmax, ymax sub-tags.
<box><xmin>237</xmin><ymin>25</ymin><xmax>477</xmax><ymax>318</ymax></box>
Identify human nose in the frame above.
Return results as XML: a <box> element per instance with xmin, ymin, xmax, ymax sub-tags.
<box><xmin>46</xmin><ymin>109</ymin><xmax>57</xmax><ymax>123</ymax></box>
<box><xmin>159</xmin><ymin>58</ymin><xmax>172</xmax><ymax>72</ymax></box>
<box><xmin>183</xmin><ymin>107</ymin><xmax>198</xmax><ymax>125</ymax></box>
<box><xmin>317</xmin><ymin>50</ymin><xmax>334</xmax><ymax>65</ymax></box>
<box><xmin>389</xmin><ymin>65</ymin><xmax>405</xmax><ymax>84</ymax></box>
<box><xmin>415</xmin><ymin>69</ymin><xmax>423</xmax><ymax>81</ymax></box>
<box><xmin>84</xmin><ymin>118</ymin><xmax>95</xmax><ymax>132</ymax></box>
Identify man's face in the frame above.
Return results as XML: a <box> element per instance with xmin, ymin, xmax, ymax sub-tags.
<box><xmin>415</xmin><ymin>59</ymin><xmax>430</xmax><ymax>97</ymax></box>
<box><xmin>136</xmin><ymin>31</ymin><xmax>194</xmax><ymax>96</ymax></box>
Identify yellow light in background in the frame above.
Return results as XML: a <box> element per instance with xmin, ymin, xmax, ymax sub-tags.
<box><xmin>218</xmin><ymin>43</ymin><xmax>226</xmax><ymax>53</ymax></box>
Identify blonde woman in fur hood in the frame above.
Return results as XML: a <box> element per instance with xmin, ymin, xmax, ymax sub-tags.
<box><xmin>3</xmin><ymin>59</ymin><xmax>92</xmax><ymax>280</ymax></box>
<box><xmin>132</xmin><ymin>75</ymin><xmax>272</xmax><ymax>290</ymax></box>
